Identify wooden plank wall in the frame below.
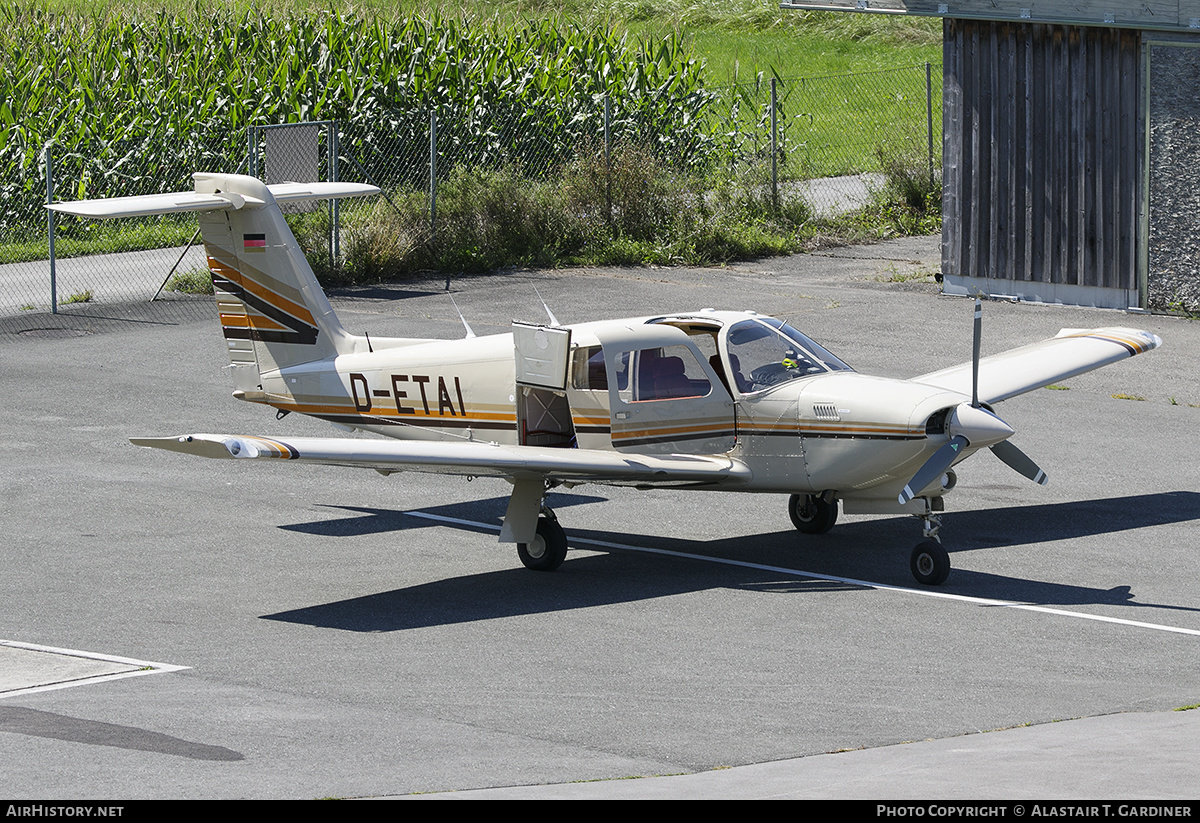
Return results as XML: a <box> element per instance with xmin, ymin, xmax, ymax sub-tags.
<box><xmin>942</xmin><ymin>19</ymin><xmax>1141</xmax><ymax>290</ymax></box>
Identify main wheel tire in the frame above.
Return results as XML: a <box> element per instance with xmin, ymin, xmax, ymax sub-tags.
<box><xmin>788</xmin><ymin>494</ymin><xmax>838</xmax><ymax>534</ymax></box>
<box><xmin>910</xmin><ymin>539</ymin><xmax>950</xmax><ymax>586</ymax></box>
<box><xmin>517</xmin><ymin>516</ymin><xmax>568</xmax><ymax>571</ymax></box>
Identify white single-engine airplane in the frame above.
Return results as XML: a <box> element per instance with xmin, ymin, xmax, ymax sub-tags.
<box><xmin>51</xmin><ymin>173</ymin><xmax>1162</xmax><ymax>585</ymax></box>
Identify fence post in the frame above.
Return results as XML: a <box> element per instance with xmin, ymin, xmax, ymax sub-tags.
<box><xmin>45</xmin><ymin>144</ymin><xmax>57</xmax><ymax>313</ymax></box>
<box><xmin>329</xmin><ymin>122</ymin><xmax>340</xmax><ymax>263</ymax></box>
<box><xmin>925</xmin><ymin>62</ymin><xmax>935</xmax><ymax>189</ymax></box>
<box><xmin>604</xmin><ymin>94</ymin><xmax>612</xmax><ymax>227</ymax></box>
<box><xmin>771</xmin><ymin>78</ymin><xmax>779</xmax><ymax>210</ymax></box>
<box><xmin>429</xmin><ymin>109</ymin><xmax>437</xmax><ymax>246</ymax></box>
<box><xmin>247</xmin><ymin>126</ymin><xmax>257</xmax><ymax>178</ymax></box>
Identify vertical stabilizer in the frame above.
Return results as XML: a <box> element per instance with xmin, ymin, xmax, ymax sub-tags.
<box><xmin>193</xmin><ymin>174</ymin><xmax>350</xmax><ymax>392</ymax></box>
<box><xmin>46</xmin><ymin>172</ymin><xmax>380</xmax><ymax>399</ymax></box>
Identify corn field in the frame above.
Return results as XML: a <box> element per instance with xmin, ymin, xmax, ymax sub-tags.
<box><xmin>0</xmin><ymin>6</ymin><xmax>943</xmax><ymax>324</ymax></box>
<box><xmin>0</xmin><ymin>7</ymin><xmax>715</xmax><ymax>233</ymax></box>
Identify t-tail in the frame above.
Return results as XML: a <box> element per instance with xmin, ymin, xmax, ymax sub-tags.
<box><xmin>48</xmin><ymin>173</ymin><xmax>380</xmax><ymax>400</ymax></box>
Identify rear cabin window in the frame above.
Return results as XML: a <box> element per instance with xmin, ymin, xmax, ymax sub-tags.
<box><xmin>571</xmin><ymin>346</ymin><xmax>608</xmax><ymax>390</ymax></box>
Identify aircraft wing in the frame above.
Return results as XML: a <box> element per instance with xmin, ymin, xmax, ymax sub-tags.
<box><xmin>131</xmin><ymin>434</ymin><xmax>752</xmax><ymax>486</ymax></box>
<box><xmin>912</xmin><ymin>326</ymin><xmax>1162</xmax><ymax>404</ymax></box>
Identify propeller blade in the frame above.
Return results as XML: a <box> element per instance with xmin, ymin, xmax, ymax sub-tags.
<box><xmin>972</xmin><ymin>297</ymin><xmax>981</xmax><ymax>408</ymax></box>
<box><xmin>990</xmin><ymin>440</ymin><xmax>1049</xmax><ymax>486</ymax></box>
<box><xmin>899</xmin><ymin>435</ymin><xmax>969</xmax><ymax>505</ymax></box>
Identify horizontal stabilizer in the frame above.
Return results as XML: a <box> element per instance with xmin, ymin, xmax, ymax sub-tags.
<box><xmin>131</xmin><ymin>434</ymin><xmax>753</xmax><ymax>485</ymax></box>
<box><xmin>48</xmin><ymin>176</ymin><xmax>379</xmax><ymax>220</ymax></box>
<box><xmin>266</xmin><ymin>181</ymin><xmax>381</xmax><ymax>203</ymax></box>
<box><xmin>47</xmin><ymin>191</ymin><xmax>251</xmax><ymax>219</ymax></box>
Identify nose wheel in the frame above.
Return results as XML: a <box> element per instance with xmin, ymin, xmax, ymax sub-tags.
<box><xmin>910</xmin><ymin>540</ymin><xmax>950</xmax><ymax>585</ymax></box>
<box><xmin>910</xmin><ymin>499</ymin><xmax>950</xmax><ymax>585</ymax></box>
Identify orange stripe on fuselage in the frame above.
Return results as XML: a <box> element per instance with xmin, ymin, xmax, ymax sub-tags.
<box><xmin>207</xmin><ymin>255</ymin><xmax>317</xmax><ymax>327</ymax></box>
<box><xmin>271</xmin><ymin>399</ymin><xmax>517</xmax><ymax>423</ymax></box>
<box><xmin>612</xmin><ymin>421</ymin><xmax>736</xmax><ymax>441</ymax></box>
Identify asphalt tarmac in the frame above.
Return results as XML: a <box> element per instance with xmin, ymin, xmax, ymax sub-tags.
<box><xmin>2</xmin><ymin>236</ymin><xmax>1198</xmax><ymax>799</ymax></box>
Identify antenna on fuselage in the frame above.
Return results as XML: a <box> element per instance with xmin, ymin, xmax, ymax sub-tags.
<box><xmin>533</xmin><ymin>285</ymin><xmax>560</xmax><ymax>326</ymax></box>
<box><xmin>448</xmin><ymin>292</ymin><xmax>476</xmax><ymax>339</ymax></box>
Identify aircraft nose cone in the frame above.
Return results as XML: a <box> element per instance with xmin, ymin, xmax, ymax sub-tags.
<box><xmin>948</xmin><ymin>403</ymin><xmax>1014</xmax><ymax>448</ymax></box>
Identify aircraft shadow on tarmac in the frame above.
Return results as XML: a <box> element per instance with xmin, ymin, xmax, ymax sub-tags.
<box><xmin>262</xmin><ymin>491</ymin><xmax>1200</xmax><ymax>632</ymax></box>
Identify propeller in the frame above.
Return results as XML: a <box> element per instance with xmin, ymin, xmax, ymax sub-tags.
<box><xmin>899</xmin><ymin>435</ymin><xmax>968</xmax><ymax>505</ymax></box>
<box><xmin>971</xmin><ymin>297</ymin><xmax>981</xmax><ymax>408</ymax></box>
<box><xmin>898</xmin><ymin>298</ymin><xmax>1048</xmax><ymax>505</ymax></box>
<box><xmin>990</xmin><ymin>439</ymin><xmax>1048</xmax><ymax>485</ymax></box>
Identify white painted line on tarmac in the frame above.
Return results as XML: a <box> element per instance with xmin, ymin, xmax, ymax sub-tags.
<box><xmin>405</xmin><ymin>510</ymin><xmax>1200</xmax><ymax>639</ymax></box>
<box><xmin>0</xmin><ymin>639</ymin><xmax>190</xmax><ymax>699</ymax></box>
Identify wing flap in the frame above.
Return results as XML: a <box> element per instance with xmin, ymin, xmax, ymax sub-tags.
<box><xmin>131</xmin><ymin>434</ymin><xmax>752</xmax><ymax>485</ymax></box>
<box><xmin>913</xmin><ymin>327</ymin><xmax>1162</xmax><ymax>404</ymax></box>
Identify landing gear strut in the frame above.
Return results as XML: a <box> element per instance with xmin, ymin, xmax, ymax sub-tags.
<box><xmin>909</xmin><ymin>499</ymin><xmax>949</xmax><ymax>585</ymax></box>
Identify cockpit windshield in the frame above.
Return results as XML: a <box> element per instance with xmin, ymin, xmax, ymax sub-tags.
<box><xmin>723</xmin><ymin>317</ymin><xmax>853</xmax><ymax>393</ymax></box>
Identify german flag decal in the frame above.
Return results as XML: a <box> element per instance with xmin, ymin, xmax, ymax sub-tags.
<box><xmin>243</xmin><ymin>233</ymin><xmax>267</xmax><ymax>253</ymax></box>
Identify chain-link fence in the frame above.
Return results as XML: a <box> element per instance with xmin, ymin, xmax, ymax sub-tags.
<box><xmin>0</xmin><ymin>133</ymin><xmax>244</xmax><ymax>329</ymax></box>
<box><xmin>0</xmin><ymin>62</ymin><xmax>941</xmax><ymax>333</ymax></box>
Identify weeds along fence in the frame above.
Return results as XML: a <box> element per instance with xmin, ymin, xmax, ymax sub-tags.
<box><xmin>0</xmin><ymin>62</ymin><xmax>942</xmax><ymax>330</ymax></box>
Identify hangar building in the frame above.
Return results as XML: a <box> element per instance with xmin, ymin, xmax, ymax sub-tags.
<box><xmin>781</xmin><ymin>1</ymin><xmax>1200</xmax><ymax>313</ymax></box>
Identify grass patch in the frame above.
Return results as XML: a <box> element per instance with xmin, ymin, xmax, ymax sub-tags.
<box><xmin>165</xmin><ymin>268</ymin><xmax>214</xmax><ymax>295</ymax></box>
<box><xmin>2</xmin><ymin>217</ymin><xmax>196</xmax><ymax>265</ymax></box>
<box><xmin>1046</xmin><ymin>384</ymin><xmax>1069</xmax><ymax>391</ymax></box>
<box><xmin>31</xmin><ymin>0</ymin><xmax>942</xmax><ymax>49</ymax></box>
<box><xmin>62</xmin><ymin>289</ymin><xmax>92</xmax><ymax>304</ymax></box>
<box><xmin>1111</xmin><ymin>393</ymin><xmax>1147</xmax><ymax>401</ymax></box>
<box><xmin>875</xmin><ymin>264</ymin><xmax>938</xmax><ymax>283</ymax></box>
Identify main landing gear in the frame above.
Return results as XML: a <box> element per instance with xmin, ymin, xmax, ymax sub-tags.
<box><xmin>503</xmin><ymin>478</ymin><xmax>569</xmax><ymax>572</ymax></box>
<box><xmin>516</xmin><ymin>508</ymin><xmax>568</xmax><ymax>572</ymax></box>
<box><xmin>787</xmin><ymin>493</ymin><xmax>952</xmax><ymax>586</ymax></box>
<box><xmin>788</xmin><ymin>493</ymin><xmax>838</xmax><ymax>534</ymax></box>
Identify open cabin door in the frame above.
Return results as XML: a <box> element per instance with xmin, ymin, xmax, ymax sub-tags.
<box><xmin>513</xmin><ymin>322</ymin><xmax>577</xmax><ymax>447</ymax></box>
<box><xmin>597</xmin><ymin>324</ymin><xmax>735</xmax><ymax>455</ymax></box>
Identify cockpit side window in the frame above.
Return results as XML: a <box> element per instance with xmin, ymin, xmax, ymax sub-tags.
<box><xmin>724</xmin><ymin>318</ymin><xmax>853</xmax><ymax>393</ymax></box>
<box><xmin>762</xmin><ymin>317</ymin><xmax>853</xmax><ymax>373</ymax></box>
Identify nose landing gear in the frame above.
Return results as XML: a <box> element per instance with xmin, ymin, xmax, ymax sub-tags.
<box><xmin>909</xmin><ymin>498</ymin><xmax>950</xmax><ymax>585</ymax></box>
